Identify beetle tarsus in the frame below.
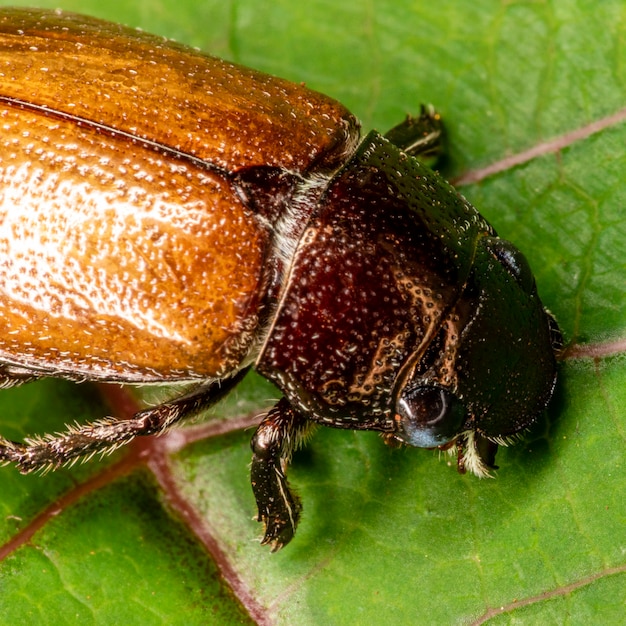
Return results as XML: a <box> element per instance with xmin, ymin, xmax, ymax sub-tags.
<box><xmin>251</xmin><ymin>398</ymin><xmax>312</xmax><ymax>551</ymax></box>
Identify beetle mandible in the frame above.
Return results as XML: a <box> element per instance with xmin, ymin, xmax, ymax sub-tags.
<box><xmin>0</xmin><ymin>8</ymin><xmax>561</xmax><ymax>550</ymax></box>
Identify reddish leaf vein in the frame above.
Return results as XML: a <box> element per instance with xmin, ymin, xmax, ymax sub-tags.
<box><xmin>454</xmin><ymin>107</ymin><xmax>626</xmax><ymax>186</ymax></box>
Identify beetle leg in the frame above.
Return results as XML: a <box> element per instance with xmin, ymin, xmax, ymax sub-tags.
<box><xmin>0</xmin><ymin>369</ymin><xmax>249</xmax><ymax>473</ymax></box>
<box><xmin>250</xmin><ymin>398</ymin><xmax>314</xmax><ymax>551</ymax></box>
<box><xmin>383</xmin><ymin>104</ymin><xmax>444</xmax><ymax>164</ymax></box>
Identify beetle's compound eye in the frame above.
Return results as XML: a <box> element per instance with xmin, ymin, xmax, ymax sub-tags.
<box><xmin>395</xmin><ymin>385</ymin><xmax>467</xmax><ymax>448</ymax></box>
<box><xmin>487</xmin><ymin>237</ymin><xmax>535</xmax><ymax>294</ymax></box>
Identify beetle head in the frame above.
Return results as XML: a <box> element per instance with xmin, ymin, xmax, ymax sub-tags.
<box><xmin>391</xmin><ymin>234</ymin><xmax>560</xmax><ymax>476</ymax></box>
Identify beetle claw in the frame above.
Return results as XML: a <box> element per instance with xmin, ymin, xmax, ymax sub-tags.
<box><xmin>259</xmin><ymin>507</ymin><xmax>299</xmax><ymax>552</ymax></box>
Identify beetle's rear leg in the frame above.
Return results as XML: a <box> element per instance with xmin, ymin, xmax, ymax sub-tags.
<box><xmin>251</xmin><ymin>398</ymin><xmax>314</xmax><ymax>551</ymax></box>
<box><xmin>0</xmin><ymin>369</ymin><xmax>249</xmax><ymax>472</ymax></box>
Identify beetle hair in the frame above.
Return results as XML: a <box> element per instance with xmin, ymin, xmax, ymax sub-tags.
<box><xmin>271</xmin><ymin>171</ymin><xmax>332</xmax><ymax>269</ymax></box>
<box><xmin>449</xmin><ymin>430</ymin><xmax>494</xmax><ymax>479</ymax></box>
<box><xmin>238</xmin><ymin>114</ymin><xmax>357</xmax><ymax>246</ymax></box>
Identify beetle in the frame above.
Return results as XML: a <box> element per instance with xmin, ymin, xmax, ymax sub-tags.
<box><xmin>0</xmin><ymin>8</ymin><xmax>561</xmax><ymax>550</ymax></box>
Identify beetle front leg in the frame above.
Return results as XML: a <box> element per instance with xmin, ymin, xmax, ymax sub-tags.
<box><xmin>383</xmin><ymin>104</ymin><xmax>444</xmax><ymax>163</ymax></box>
<box><xmin>251</xmin><ymin>398</ymin><xmax>313</xmax><ymax>551</ymax></box>
<box><xmin>0</xmin><ymin>370</ymin><xmax>248</xmax><ymax>472</ymax></box>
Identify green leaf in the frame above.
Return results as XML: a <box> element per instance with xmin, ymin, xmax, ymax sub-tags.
<box><xmin>1</xmin><ymin>0</ymin><xmax>625</xmax><ymax>624</ymax></box>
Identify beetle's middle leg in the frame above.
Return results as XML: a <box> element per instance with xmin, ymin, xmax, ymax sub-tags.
<box><xmin>0</xmin><ymin>369</ymin><xmax>249</xmax><ymax>473</ymax></box>
<box><xmin>251</xmin><ymin>397</ymin><xmax>315</xmax><ymax>551</ymax></box>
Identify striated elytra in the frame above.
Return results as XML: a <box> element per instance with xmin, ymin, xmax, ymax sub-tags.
<box><xmin>0</xmin><ymin>8</ymin><xmax>561</xmax><ymax>550</ymax></box>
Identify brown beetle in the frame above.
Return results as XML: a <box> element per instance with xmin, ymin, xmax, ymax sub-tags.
<box><xmin>0</xmin><ymin>8</ymin><xmax>560</xmax><ymax>550</ymax></box>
